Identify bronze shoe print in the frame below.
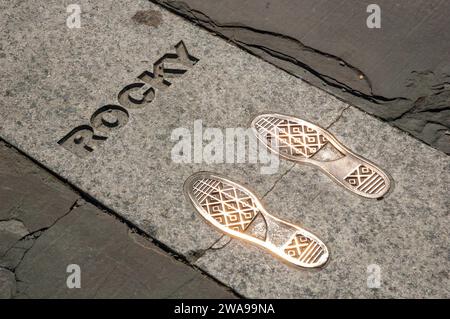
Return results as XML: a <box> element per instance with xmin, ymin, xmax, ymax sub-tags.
<box><xmin>252</xmin><ymin>113</ymin><xmax>391</xmax><ymax>199</ymax></box>
<box><xmin>184</xmin><ymin>172</ymin><xmax>329</xmax><ymax>268</ymax></box>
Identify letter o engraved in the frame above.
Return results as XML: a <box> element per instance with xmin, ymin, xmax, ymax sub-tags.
<box><xmin>58</xmin><ymin>41</ymin><xmax>199</xmax><ymax>156</ymax></box>
<box><xmin>90</xmin><ymin>105</ymin><xmax>129</xmax><ymax>134</ymax></box>
<box><xmin>118</xmin><ymin>83</ymin><xmax>155</xmax><ymax>109</ymax></box>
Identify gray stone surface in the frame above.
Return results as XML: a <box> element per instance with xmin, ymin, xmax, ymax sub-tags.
<box><xmin>0</xmin><ymin>141</ymin><xmax>79</xmax><ymax>257</ymax></box>
<box><xmin>1</xmin><ymin>0</ymin><xmax>448</xmax><ymax>299</ymax></box>
<box><xmin>0</xmin><ymin>0</ymin><xmax>347</xmax><ymax>258</ymax></box>
<box><xmin>0</xmin><ymin>140</ymin><xmax>235</xmax><ymax>298</ymax></box>
<box><xmin>153</xmin><ymin>0</ymin><xmax>450</xmax><ymax>154</ymax></box>
<box><xmin>14</xmin><ymin>202</ymin><xmax>235</xmax><ymax>299</ymax></box>
<box><xmin>0</xmin><ymin>268</ymin><xmax>16</xmax><ymax>299</ymax></box>
<box><xmin>195</xmin><ymin>107</ymin><xmax>450</xmax><ymax>298</ymax></box>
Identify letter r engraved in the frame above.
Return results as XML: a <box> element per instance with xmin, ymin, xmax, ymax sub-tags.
<box><xmin>58</xmin><ymin>40</ymin><xmax>199</xmax><ymax>156</ymax></box>
<box><xmin>58</xmin><ymin>125</ymin><xmax>106</xmax><ymax>158</ymax></box>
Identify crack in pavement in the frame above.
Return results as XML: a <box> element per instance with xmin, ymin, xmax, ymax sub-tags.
<box><xmin>0</xmin><ymin>198</ymin><xmax>83</xmax><ymax>298</ymax></box>
<box><xmin>261</xmin><ymin>104</ymin><xmax>351</xmax><ymax>201</ymax></box>
<box><xmin>189</xmin><ymin>162</ymin><xmax>297</xmax><ymax>263</ymax></box>
<box><xmin>326</xmin><ymin>105</ymin><xmax>351</xmax><ymax>130</ymax></box>
<box><xmin>187</xmin><ymin>160</ymin><xmax>296</xmax><ymax>263</ymax></box>
<box><xmin>0</xmin><ymin>140</ymin><xmax>241</xmax><ymax>298</ymax></box>
<box><xmin>152</xmin><ymin>0</ymin><xmax>405</xmax><ymax>103</ymax></box>
<box><xmin>2</xmin><ymin>198</ymin><xmax>82</xmax><ymax>273</ymax></box>
<box><xmin>151</xmin><ymin>0</ymin><xmax>450</xmax><ymax>155</ymax></box>
<box><xmin>188</xmin><ymin>106</ymin><xmax>351</xmax><ymax>262</ymax></box>
<box><xmin>261</xmin><ymin>163</ymin><xmax>296</xmax><ymax>199</ymax></box>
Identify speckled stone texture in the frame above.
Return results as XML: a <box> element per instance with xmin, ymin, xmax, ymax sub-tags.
<box><xmin>195</xmin><ymin>107</ymin><xmax>450</xmax><ymax>298</ymax></box>
<box><xmin>0</xmin><ymin>141</ymin><xmax>236</xmax><ymax>299</ymax></box>
<box><xmin>153</xmin><ymin>0</ymin><xmax>450</xmax><ymax>155</ymax></box>
<box><xmin>0</xmin><ymin>0</ymin><xmax>346</xmax><ymax>258</ymax></box>
<box><xmin>1</xmin><ymin>0</ymin><xmax>448</xmax><ymax>298</ymax></box>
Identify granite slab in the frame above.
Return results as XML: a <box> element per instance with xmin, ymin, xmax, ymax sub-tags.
<box><xmin>195</xmin><ymin>107</ymin><xmax>450</xmax><ymax>298</ymax></box>
<box><xmin>0</xmin><ymin>0</ymin><xmax>346</xmax><ymax>258</ymax></box>
<box><xmin>153</xmin><ymin>0</ymin><xmax>450</xmax><ymax>155</ymax></box>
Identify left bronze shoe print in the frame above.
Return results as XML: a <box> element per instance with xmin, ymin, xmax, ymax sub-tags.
<box><xmin>184</xmin><ymin>172</ymin><xmax>329</xmax><ymax>268</ymax></box>
<box><xmin>252</xmin><ymin>113</ymin><xmax>391</xmax><ymax>199</ymax></box>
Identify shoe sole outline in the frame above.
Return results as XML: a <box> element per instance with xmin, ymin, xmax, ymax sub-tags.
<box><xmin>184</xmin><ymin>172</ymin><xmax>329</xmax><ymax>269</ymax></box>
<box><xmin>252</xmin><ymin>113</ymin><xmax>391</xmax><ymax>199</ymax></box>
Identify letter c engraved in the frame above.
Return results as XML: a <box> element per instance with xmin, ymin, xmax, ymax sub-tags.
<box><xmin>118</xmin><ymin>83</ymin><xmax>155</xmax><ymax>110</ymax></box>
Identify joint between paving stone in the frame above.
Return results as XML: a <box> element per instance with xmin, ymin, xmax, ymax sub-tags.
<box><xmin>190</xmin><ymin>162</ymin><xmax>297</xmax><ymax>265</ymax></box>
<box><xmin>326</xmin><ymin>105</ymin><xmax>351</xmax><ymax>129</ymax></box>
<box><xmin>189</xmin><ymin>104</ymin><xmax>354</xmax><ymax>263</ymax></box>
<box><xmin>0</xmin><ymin>139</ymin><xmax>242</xmax><ymax>298</ymax></box>
<box><xmin>190</xmin><ymin>161</ymin><xmax>300</xmax><ymax>262</ymax></box>
<box><xmin>1</xmin><ymin>137</ymin><xmax>229</xmax><ymax>292</ymax></box>
<box><xmin>262</xmin><ymin>163</ymin><xmax>296</xmax><ymax>199</ymax></box>
<box><xmin>186</xmin><ymin>235</ymin><xmax>233</xmax><ymax>264</ymax></box>
<box><xmin>253</xmin><ymin>104</ymin><xmax>351</xmax><ymax>208</ymax></box>
<box><xmin>4</xmin><ymin>198</ymin><xmax>82</xmax><ymax>273</ymax></box>
<box><xmin>256</xmin><ymin>105</ymin><xmax>350</xmax><ymax>203</ymax></box>
<box><xmin>0</xmin><ymin>198</ymin><xmax>83</xmax><ymax>298</ymax></box>
<box><xmin>210</xmin><ymin>236</ymin><xmax>232</xmax><ymax>251</ymax></box>
<box><xmin>152</xmin><ymin>1</ymin><xmax>377</xmax><ymax>99</ymax></box>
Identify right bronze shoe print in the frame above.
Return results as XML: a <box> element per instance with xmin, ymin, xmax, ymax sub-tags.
<box><xmin>252</xmin><ymin>113</ymin><xmax>391</xmax><ymax>199</ymax></box>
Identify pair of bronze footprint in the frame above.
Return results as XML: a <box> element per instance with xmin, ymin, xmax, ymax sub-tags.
<box><xmin>184</xmin><ymin>114</ymin><xmax>391</xmax><ymax>268</ymax></box>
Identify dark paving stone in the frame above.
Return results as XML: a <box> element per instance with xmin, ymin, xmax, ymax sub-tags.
<box><xmin>0</xmin><ymin>142</ymin><xmax>79</xmax><ymax>236</ymax></box>
<box><xmin>0</xmin><ymin>141</ymin><xmax>79</xmax><ymax>259</ymax></box>
<box><xmin>0</xmin><ymin>141</ymin><xmax>235</xmax><ymax>299</ymax></box>
<box><xmin>0</xmin><ymin>268</ymin><xmax>15</xmax><ymax>299</ymax></box>
<box><xmin>14</xmin><ymin>202</ymin><xmax>235</xmax><ymax>299</ymax></box>
<box><xmin>153</xmin><ymin>0</ymin><xmax>450</xmax><ymax>154</ymax></box>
